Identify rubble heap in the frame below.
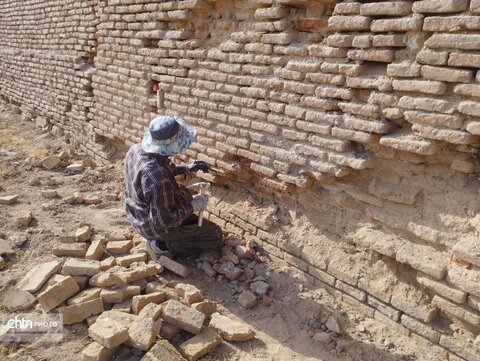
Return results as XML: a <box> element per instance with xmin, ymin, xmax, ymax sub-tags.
<box><xmin>7</xmin><ymin>223</ymin><xmax>257</xmax><ymax>361</ymax></box>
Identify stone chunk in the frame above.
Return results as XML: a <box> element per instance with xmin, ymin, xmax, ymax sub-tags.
<box><xmin>132</xmin><ymin>292</ymin><xmax>165</xmax><ymax>314</ymax></box>
<box><xmin>62</xmin><ymin>258</ymin><xmax>100</xmax><ymax>276</ymax></box>
<box><xmin>159</xmin><ymin>256</ymin><xmax>191</xmax><ymax>277</ymax></box>
<box><xmin>250</xmin><ymin>281</ymin><xmax>269</xmax><ymax>296</ymax></box>
<box><xmin>15</xmin><ymin>211</ymin><xmax>32</xmax><ymax>228</ymax></box>
<box><xmin>89</xmin><ymin>318</ymin><xmax>129</xmax><ymax>349</ymax></box>
<box><xmin>209</xmin><ymin>313</ymin><xmax>255</xmax><ymax>341</ymax></box>
<box><xmin>162</xmin><ymin>300</ymin><xmax>206</xmax><ymax>334</ymax></box>
<box><xmin>17</xmin><ymin>258</ymin><xmax>64</xmax><ymax>292</ymax></box>
<box><xmin>0</xmin><ymin>194</ymin><xmax>18</xmax><ymax>205</ymax></box>
<box><xmin>175</xmin><ymin>283</ymin><xmax>203</xmax><ymax>305</ymax></box>
<box><xmin>238</xmin><ymin>290</ymin><xmax>257</xmax><ymax>309</ymax></box>
<box><xmin>53</xmin><ymin>243</ymin><xmax>87</xmax><ymax>257</ymax></box>
<box><xmin>413</xmin><ymin>0</ymin><xmax>468</xmax><ymax>13</ymax></box>
<box><xmin>37</xmin><ymin>275</ymin><xmax>80</xmax><ymax>311</ymax></box>
<box><xmin>396</xmin><ymin>244</ymin><xmax>447</xmax><ymax>279</ymax></box>
<box><xmin>81</xmin><ymin>341</ymin><xmax>118</xmax><ymax>361</ymax></box>
<box><xmin>59</xmin><ymin>298</ymin><xmax>104</xmax><ymax>325</ymax></box>
<box><xmin>179</xmin><ymin>327</ymin><xmax>222</xmax><ymax>361</ymax></box>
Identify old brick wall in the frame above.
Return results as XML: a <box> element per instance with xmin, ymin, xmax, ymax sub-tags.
<box><xmin>1</xmin><ymin>0</ymin><xmax>480</xmax><ymax>358</ymax></box>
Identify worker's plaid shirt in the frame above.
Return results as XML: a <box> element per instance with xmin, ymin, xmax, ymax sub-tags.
<box><xmin>124</xmin><ymin>144</ymin><xmax>193</xmax><ymax>239</ymax></box>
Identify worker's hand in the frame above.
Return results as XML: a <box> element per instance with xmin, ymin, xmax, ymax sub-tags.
<box><xmin>188</xmin><ymin>160</ymin><xmax>209</xmax><ymax>173</ymax></box>
<box><xmin>191</xmin><ymin>195</ymin><xmax>208</xmax><ymax>212</ymax></box>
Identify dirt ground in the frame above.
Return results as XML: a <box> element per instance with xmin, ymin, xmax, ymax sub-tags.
<box><xmin>0</xmin><ymin>102</ymin><xmax>449</xmax><ymax>361</ymax></box>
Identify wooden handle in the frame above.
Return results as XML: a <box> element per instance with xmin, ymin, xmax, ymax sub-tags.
<box><xmin>198</xmin><ymin>188</ymin><xmax>205</xmax><ymax>227</ymax></box>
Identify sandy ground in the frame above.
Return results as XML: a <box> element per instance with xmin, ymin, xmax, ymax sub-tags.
<box><xmin>0</xmin><ymin>103</ymin><xmax>449</xmax><ymax>361</ymax></box>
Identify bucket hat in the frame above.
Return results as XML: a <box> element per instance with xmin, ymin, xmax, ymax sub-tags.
<box><xmin>141</xmin><ymin>116</ymin><xmax>196</xmax><ymax>156</ymax></box>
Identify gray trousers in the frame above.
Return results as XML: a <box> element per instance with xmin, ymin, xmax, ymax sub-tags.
<box><xmin>156</xmin><ymin>214</ymin><xmax>223</xmax><ymax>257</ymax></box>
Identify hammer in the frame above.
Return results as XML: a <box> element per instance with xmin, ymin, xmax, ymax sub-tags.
<box><xmin>186</xmin><ymin>182</ymin><xmax>210</xmax><ymax>226</ymax></box>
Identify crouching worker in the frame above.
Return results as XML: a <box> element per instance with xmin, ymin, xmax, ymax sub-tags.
<box><xmin>124</xmin><ymin>115</ymin><xmax>223</xmax><ymax>261</ymax></box>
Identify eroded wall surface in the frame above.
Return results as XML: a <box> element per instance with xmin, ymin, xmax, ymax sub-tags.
<box><xmin>1</xmin><ymin>0</ymin><xmax>480</xmax><ymax>358</ymax></box>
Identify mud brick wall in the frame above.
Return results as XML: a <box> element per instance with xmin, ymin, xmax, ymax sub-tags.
<box><xmin>1</xmin><ymin>0</ymin><xmax>480</xmax><ymax>358</ymax></box>
<box><xmin>0</xmin><ymin>0</ymin><xmax>116</xmax><ymax>160</ymax></box>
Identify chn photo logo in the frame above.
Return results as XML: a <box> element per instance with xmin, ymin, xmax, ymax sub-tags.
<box><xmin>0</xmin><ymin>313</ymin><xmax>63</xmax><ymax>344</ymax></box>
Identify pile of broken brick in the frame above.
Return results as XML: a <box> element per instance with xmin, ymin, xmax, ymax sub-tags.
<box><xmin>7</xmin><ymin>224</ymin><xmax>259</xmax><ymax>361</ymax></box>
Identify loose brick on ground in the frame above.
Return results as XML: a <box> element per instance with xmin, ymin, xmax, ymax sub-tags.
<box><xmin>161</xmin><ymin>300</ymin><xmax>206</xmax><ymax>334</ymax></box>
<box><xmin>179</xmin><ymin>327</ymin><xmax>222</xmax><ymax>361</ymax></box>
<box><xmin>209</xmin><ymin>313</ymin><xmax>255</xmax><ymax>341</ymax></box>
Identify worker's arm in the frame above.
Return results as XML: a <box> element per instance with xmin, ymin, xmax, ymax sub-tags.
<box><xmin>172</xmin><ymin>160</ymin><xmax>210</xmax><ymax>176</ymax></box>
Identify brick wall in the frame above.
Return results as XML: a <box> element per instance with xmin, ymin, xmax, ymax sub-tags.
<box><xmin>1</xmin><ymin>0</ymin><xmax>480</xmax><ymax>358</ymax></box>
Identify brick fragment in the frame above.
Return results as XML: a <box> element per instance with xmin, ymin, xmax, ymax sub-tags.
<box><xmin>106</xmin><ymin>240</ymin><xmax>133</xmax><ymax>254</ymax></box>
<box><xmin>59</xmin><ymin>298</ymin><xmax>104</xmax><ymax>325</ymax></box>
<box><xmin>421</xmin><ymin>65</ymin><xmax>472</xmax><ymax>83</ymax></box>
<box><xmin>142</xmin><ymin>339</ymin><xmax>186</xmax><ymax>361</ymax></box>
<box><xmin>89</xmin><ymin>318</ymin><xmax>129</xmax><ymax>349</ymax></box>
<box><xmin>179</xmin><ymin>327</ymin><xmax>222</xmax><ymax>361</ymax></box>
<box><xmin>62</xmin><ymin>258</ymin><xmax>100</xmax><ymax>276</ymax></box>
<box><xmin>16</xmin><ymin>259</ymin><xmax>64</xmax><ymax>293</ymax></box>
<box><xmin>75</xmin><ymin>226</ymin><xmax>92</xmax><ymax>242</ymax></box>
<box><xmin>175</xmin><ymin>283</ymin><xmax>203</xmax><ymax>305</ymax></box>
<box><xmin>127</xmin><ymin>303</ymin><xmax>163</xmax><ymax>351</ymax></box>
<box><xmin>425</xmin><ymin>34</ymin><xmax>480</xmax><ymax>50</ymax></box>
<box><xmin>413</xmin><ymin>0</ymin><xmax>468</xmax><ymax>13</ymax></box>
<box><xmin>396</xmin><ymin>243</ymin><xmax>447</xmax><ymax>279</ymax></box>
<box><xmin>81</xmin><ymin>341</ymin><xmax>118</xmax><ymax>361</ymax></box>
<box><xmin>447</xmin><ymin>266</ymin><xmax>480</xmax><ymax>298</ymax></box>
<box><xmin>53</xmin><ymin>243</ymin><xmax>87</xmax><ymax>257</ymax></box>
<box><xmin>392</xmin><ymin>79</ymin><xmax>447</xmax><ymax>95</ymax></box>
<box><xmin>162</xmin><ymin>300</ymin><xmax>206</xmax><ymax>334</ymax></box>
<box><xmin>209</xmin><ymin>313</ymin><xmax>255</xmax><ymax>341</ymax></box>
<box><xmin>37</xmin><ymin>276</ymin><xmax>80</xmax><ymax>311</ymax></box>
<box><xmin>159</xmin><ymin>256</ymin><xmax>191</xmax><ymax>277</ymax></box>
<box><xmin>85</xmin><ymin>240</ymin><xmax>105</xmax><ymax>260</ymax></box>
<box><xmin>116</xmin><ymin>254</ymin><xmax>146</xmax><ymax>267</ymax></box>
<box><xmin>360</xmin><ymin>1</ymin><xmax>412</xmax><ymax>16</ymax></box>
<box><xmin>68</xmin><ymin>288</ymin><xmax>102</xmax><ymax>306</ymax></box>
<box><xmin>132</xmin><ymin>292</ymin><xmax>165</xmax><ymax>314</ymax></box>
